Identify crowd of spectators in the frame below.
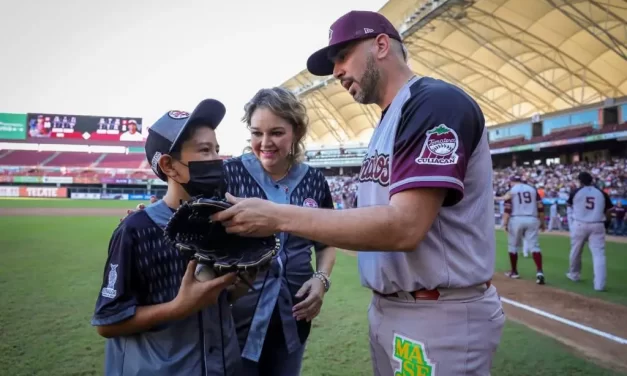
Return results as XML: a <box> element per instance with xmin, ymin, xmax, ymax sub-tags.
<box><xmin>325</xmin><ymin>158</ymin><xmax>626</xmax><ymax>235</ymax></box>
<box><xmin>492</xmin><ymin>158</ymin><xmax>626</xmax><ymax>200</ymax></box>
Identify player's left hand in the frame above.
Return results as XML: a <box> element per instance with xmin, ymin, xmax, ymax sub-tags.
<box><xmin>211</xmin><ymin>193</ymin><xmax>282</xmax><ymax>237</ymax></box>
<box><xmin>292</xmin><ymin>277</ymin><xmax>326</xmax><ymax>322</ymax></box>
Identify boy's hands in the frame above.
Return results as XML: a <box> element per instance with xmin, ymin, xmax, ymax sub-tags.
<box><xmin>170</xmin><ymin>260</ymin><xmax>236</xmax><ymax>320</ymax></box>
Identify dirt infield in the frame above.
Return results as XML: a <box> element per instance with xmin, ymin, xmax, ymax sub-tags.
<box><xmin>493</xmin><ymin>273</ymin><xmax>627</xmax><ymax>372</ymax></box>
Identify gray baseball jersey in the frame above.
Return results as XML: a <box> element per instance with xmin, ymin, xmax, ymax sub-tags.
<box><xmin>506</xmin><ymin>183</ymin><xmax>541</xmax><ymax>217</ymax></box>
<box><xmin>567</xmin><ymin>185</ymin><xmax>612</xmax><ymax>291</ymax></box>
<box><xmin>356</xmin><ymin>76</ymin><xmax>496</xmax><ymax>293</ymax></box>
<box><xmin>567</xmin><ymin>186</ymin><xmax>613</xmax><ymax>223</ymax></box>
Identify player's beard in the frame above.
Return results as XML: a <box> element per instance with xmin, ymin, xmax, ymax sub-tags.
<box><xmin>353</xmin><ymin>54</ymin><xmax>381</xmax><ymax>105</ymax></box>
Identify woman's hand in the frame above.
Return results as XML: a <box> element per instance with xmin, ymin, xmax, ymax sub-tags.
<box><xmin>292</xmin><ymin>277</ymin><xmax>326</xmax><ymax>322</ymax></box>
<box><xmin>120</xmin><ymin>203</ymin><xmax>146</xmax><ymax>222</ymax></box>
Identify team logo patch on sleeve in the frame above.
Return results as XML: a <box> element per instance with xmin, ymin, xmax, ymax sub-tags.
<box><xmin>101</xmin><ymin>264</ymin><xmax>118</xmax><ymax>299</ymax></box>
<box><xmin>415</xmin><ymin>124</ymin><xmax>459</xmax><ymax>166</ymax></box>
<box><xmin>303</xmin><ymin>198</ymin><xmax>318</xmax><ymax>208</ymax></box>
<box><xmin>168</xmin><ymin>110</ymin><xmax>190</xmax><ymax>119</ymax></box>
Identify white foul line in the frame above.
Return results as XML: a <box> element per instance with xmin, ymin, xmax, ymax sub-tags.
<box><xmin>500</xmin><ymin>297</ymin><xmax>627</xmax><ymax>345</ymax></box>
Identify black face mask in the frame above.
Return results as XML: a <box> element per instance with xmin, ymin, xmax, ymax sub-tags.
<box><xmin>177</xmin><ymin>159</ymin><xmax>225</xmax><ymax>198</ymax></box>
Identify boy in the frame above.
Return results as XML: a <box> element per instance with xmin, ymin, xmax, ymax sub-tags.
<box><xmin>91</xmin><ymin>99</ymin><xmax>244</xmax><ymax>375</ymax></box>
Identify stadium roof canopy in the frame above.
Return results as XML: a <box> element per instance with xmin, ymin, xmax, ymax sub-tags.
<box><xmin>280</xmin><ymin>0</ymin><xmax>627</xmax><ymax>148</ymax></box>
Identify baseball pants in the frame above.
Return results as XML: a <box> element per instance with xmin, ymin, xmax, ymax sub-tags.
<box><xmin>368</xmin><ymin>284</ymin><xmax>505</xmax><ymax>376</ymax></box>
<box><xmin>548</xmin><ymin>216</ymin><xmax>560</xmax><ymax>231</ymax></box>
<box><xmin>569</xmin><ymin>220</ymin><xmax>607</xmax><ymax>291</ymax></box>
<box><xmin>508</xmin><ymin>216</ymin><xmax>541</xmax><ymax>253</ymax></box>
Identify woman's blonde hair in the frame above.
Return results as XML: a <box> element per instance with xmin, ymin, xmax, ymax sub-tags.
<box><xmin>241</xmin><ymin>87</ymin><xmax>308</xmax><ymax>163</ymax></box>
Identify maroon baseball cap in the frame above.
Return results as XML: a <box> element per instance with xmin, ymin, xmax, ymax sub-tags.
<box><xmin>306</xmin><ymin>10</ymin><xmax>402</xmax><ymax>76</ymax></box>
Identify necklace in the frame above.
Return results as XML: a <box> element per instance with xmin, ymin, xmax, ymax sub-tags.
<box><xmin>272</xmin><ymin>162</ymin><xmax>292</xmax><ymax>182</ymax></box>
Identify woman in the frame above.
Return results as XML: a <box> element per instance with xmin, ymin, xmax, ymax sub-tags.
<box><xmin>224</xmin><ymin>87</ymin><xmax>336</xmax><ymax>375</ymax></box>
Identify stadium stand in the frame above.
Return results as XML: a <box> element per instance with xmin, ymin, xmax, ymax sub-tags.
<box><xmin>0</xmin><ymin>150</ymin><xmax>57</xmax><ymax>166</ymax></box>
<box><xmin>96</xmin><ymin>153</ymin><xmax>146</xmax><ymax>169</ymax></box>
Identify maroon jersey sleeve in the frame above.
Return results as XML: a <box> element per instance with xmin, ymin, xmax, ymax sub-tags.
<box><xmin>390</xmin><ymin>80</ymin><xmax>484</xmax><ymax>206</ymax></box>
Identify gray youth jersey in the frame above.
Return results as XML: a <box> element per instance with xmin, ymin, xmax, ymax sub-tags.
<box><xmin>356</xmin><ymin>76</ymin><xmax>495</xmax><ymax>294</ymax></box>
<box><xmin>568</xmin><ymin>186</ymin><xmax>613</xmax><ymax>223</ymax></box>
<box><xmin>506</xmin><ymin>184</ymin><xmax>541</xmax><ymax>217</ymax></box>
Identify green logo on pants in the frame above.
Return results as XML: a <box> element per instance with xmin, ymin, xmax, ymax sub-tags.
<box><xmin>393</xmin><ymin>334</ymin><xmax>434</xmax><ymax>376</ymax></box>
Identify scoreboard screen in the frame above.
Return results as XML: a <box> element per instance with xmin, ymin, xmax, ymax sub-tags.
<box><xmin>26</xmin><ymin>113</ymin><xmax>144</xmax><ymax>142</ymax></box>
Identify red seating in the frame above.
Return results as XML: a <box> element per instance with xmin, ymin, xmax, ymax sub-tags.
<box><xmin>591</xmin><ymin>122</ymin><xmax>627</xmax><ymax>135</ymax></box>
<box><xmin>46</xmin><ymin>152</ymin><xmax>102</xmax><ymax>167</ymax></box>
<box><xmin>489</xmin><ymin>136</ymin><xmax>525</xmax><ymax>149</ymax></box>
<box><xmin>0</xmin><ymin>150</ymin><xmax>57</xmax><ymax>166</ymax></box>
<box><xmin>525</xmin><ymin>125</ymin><xmax>594</xmax><ymax>145</ymax></box>
<box><xmin>98</xmin><ymin>153</ymin><xmax>146</xmax><ymax>168</ymax></box>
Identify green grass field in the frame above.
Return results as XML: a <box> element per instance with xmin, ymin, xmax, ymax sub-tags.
<box><xmin>1</xmin><ymin>198</ymin><xmax>626</xmax><ymax>376</ymax></box>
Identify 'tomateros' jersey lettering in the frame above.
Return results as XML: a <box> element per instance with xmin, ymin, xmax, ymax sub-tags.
<box><xmin>356</xmin><ymin>76</ymin><xmax>496</xmax><ymax>294</ymax></box>
<box><xmin>567</xmin><ymin>186</ymin><xmax>613</xmax><ymax>223</ymax></box>
<box><xmin>504</xmin><ymin>184</ymin><xmax>542</xmax><ymax>217</ymax></box>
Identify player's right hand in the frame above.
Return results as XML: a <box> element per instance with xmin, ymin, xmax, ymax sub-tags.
<box><xmin>171</xmin><ymin>260</ymin><xmax>236</xmax><ymax>319</ymax></box>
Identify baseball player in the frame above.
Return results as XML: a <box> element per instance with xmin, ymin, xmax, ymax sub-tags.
<box><xmin>212</xmin><ymin>10</ymin><xmax>505</xmax><ymax>375</ymax></box>
<box><xmin>91</xmin><ymin>99</ymin><xmax>244</xmax><ymax>375</ymax></box>
<box><xmin>548</xmin><ymin>201</ymin><xmax>560</xmax><ymax>231</ymax></box>
<box><xmin>566</xmin><ymin>171</ymin><xmax>613</xmax><ymax>291</ymax></box>
<box><xmin>498</xmin><ymin>176</ymin><xmax>546</xmax><ymax>284</ymax></box>
<box><xmin>495</xmin><ymin>191</ymin><xmax>530</xmax><ymax>257</ymax></box>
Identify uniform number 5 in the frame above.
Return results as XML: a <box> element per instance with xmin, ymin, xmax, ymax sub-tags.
<box><xmin>517</xmin><ymin>192</ymin><xmax>532</xmax><ymax>204</ymax></box>
<box><xmin>585</xmin><ymin>197</ymin><xmax>595</xmax><ymax>210</ymax></box>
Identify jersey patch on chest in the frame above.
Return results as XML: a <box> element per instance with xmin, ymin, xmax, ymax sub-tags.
<box><xmin>358</xmin><ymin>150</ymin><xmax>390</xmax><ymax>187</ymax></box>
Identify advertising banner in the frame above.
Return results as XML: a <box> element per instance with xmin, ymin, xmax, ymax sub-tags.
<box><xmin>0</xmin><ymin>186</ymin><xmax>20</xmax><ymax>197</ymax></box>
<box><xmin>148</xmin><ymin>179</ymin><xmax>168</xmax><ymax>186</ymax></box>
<box><xmin>73</xmin><ymin>176</ymin><xmax>101</xmax><ymax>184</ymax></box>
<box><xmin>0</xmin><ymin>186</ymin><xmax>67</xmax><ymax>198</ymax></box>
<box><xmin>12</xmin><ymin>176</ymin><xmax>43</xmax><ymax>183</ymax></box>
<box><xmin>26</xmin><ymin>112</ymin><xmax>144</xmax><ymax>142</ymax></box>
<box><xmin>0</xmin><ymin>176</ymin><xmax>12</xmax><ymax>183</ymax></box>
<box><xmin>129</xmin><ymin>194</ymin><xmax>154</xmax><ymax>200</ymax></box>
<box><xmin>21</xmin><ymin>187</ymin><xmax>68</xmax><ymax>198</ymax></box>
<box><xmin>0</xmin><ymin>113</ymin><xmax>27</xmax><ymax>140</ymax></box>
<box><xmin>42</xmin><ymin>176</ymin><xmax>74</xmax><ymax>184</ymax></box>
<box><xmin>100</xmin><ymin>193</ymin><xmax>129</xmax><ymax>200</ymax></box>
<box><xmin>99</xmin><ymin>177</ymin><xmax>147</xmax><ymax>185</ymax></box>
<box><xmin>70</xmin><ymin>192</ymin><xmax>101</xmax><ymax>200</ymax></box>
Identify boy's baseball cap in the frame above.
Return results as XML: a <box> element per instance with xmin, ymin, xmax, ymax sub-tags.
<box><xmin>306</xmin><ymin>10</ymin><xmax>402</xmax><ymax>76</ymax></box>
<box><xmin>145</xmin><ymin>98</ymin><xmax>226</xmax><ymax>181</ymax></box>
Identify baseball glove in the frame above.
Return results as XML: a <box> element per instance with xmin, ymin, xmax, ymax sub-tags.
<box><xmin>164</xmin><ymin>196</ymin><xmax>280</xmax><ymax>288</ymax></box>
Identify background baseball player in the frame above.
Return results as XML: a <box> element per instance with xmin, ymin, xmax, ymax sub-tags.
<box><xmin>212</xmin><ymin>10</ymin><xmax>506</xmax><ymax>376</ymax></box>
<box><xmin>548</xmin><ymin>201</ymin><xmax>560</xmax><ymax>231</ymax></box>
<box><xmin>566</xmin><ymin>171</ymin><xmax>613</xmax><ymax>291</ymax></box>
<box><xmin>498</xmin><ymin>176</ymin><xmax>546</xmax><ymax>284</ymax></box>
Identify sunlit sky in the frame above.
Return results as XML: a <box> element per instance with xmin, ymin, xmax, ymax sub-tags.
<box><xmin>0</xmin><ymin>0</ymin><xmax>388</xmax><ymax>155</ymax></box>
